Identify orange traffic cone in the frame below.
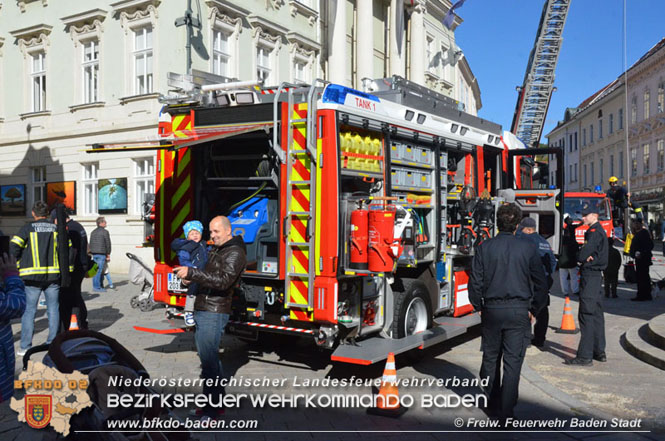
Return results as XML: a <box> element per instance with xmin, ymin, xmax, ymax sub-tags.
<box><xmin>367</xmin><ymin>352</ymin><xmax>406</xmax><ymax>417</ymax></box>
<box><xmin>555</xmin><ymin>296</ymin><xmax>579</xmax><ymax>334</ymax></box>
<box><xmin>69</xmin><ymin>314</ymin><xmax>79</xmax><ymax>331</ymax></box>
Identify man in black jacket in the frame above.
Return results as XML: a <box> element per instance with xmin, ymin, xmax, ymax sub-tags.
<box><xmin>567</xmin><ymin>204</ymin><xmax>608</xmax><ymax>366</ymax></box>
<box><xmin>559</xmin><ymin>216</ymin><xmax>580</xmax><ymax>297</ymax></box>
<box><xmin>52</xmin><ymin>210</ymin><xmax>89</xmax><ymax>330</ymax></box>
<box><xmin>174</xmin><ymin>216</ymin><xmax>246</xmax><ymax>420</ymax></box>
<box><xmin>10</xmin><ymin>202</ymin><xmax>70</xmax><ymax>356</ymax></box>
<box><xmin>629</xmin><ymin>220</ymin><xmax>653</xmax><ymax>301</ymax></box>
<box><xmin>469</xmin><ymin>203</ymin><xmax>548</xmax><ymax>420</ymax></box>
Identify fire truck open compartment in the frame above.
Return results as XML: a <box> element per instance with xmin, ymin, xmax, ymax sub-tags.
<box><xmin>190</xmin><ymin>128</ymin><xmax>281</xmax><ymax>276</ymax></box>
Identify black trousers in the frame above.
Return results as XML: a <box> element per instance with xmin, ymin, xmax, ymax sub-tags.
<box><xmin>532</xmin><ymin>303</ymin><xmax>549</xmax><ymax>345</ymax></box>
<box><xmin>59</xmin><ymin>270</ymin><xmax>88</xmax><ymax>332</ymax></box>
<box><xmin>604</xmin><ymin>275</ymin><xmax>618</xmax><ymax>297</ymax></box>
<box><xmin>480</xmin><ymin>306</ymin><xmax>530</xmax><ymax>419</ymax></box>
<box><xmin>635</xmin><ymin>261</ymin><xmax>652</xmax><ymax>300</ymax></box>
<box><xmin>577</xmin><ymin>272</ymin><xmax>605</xmax><ymax>360</ymax></box>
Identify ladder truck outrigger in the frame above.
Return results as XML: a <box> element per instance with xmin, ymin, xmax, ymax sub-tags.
<box><xmin>89</xmin><ymin>71</ymin><xmax>563</xmax><ymax>365</ymax></box>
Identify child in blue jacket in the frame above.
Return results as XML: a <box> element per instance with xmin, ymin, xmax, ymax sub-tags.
<box><xmin>171</xmin><ymin>221</ymin><xmax>208</xmax><ymax>327</ymax></box>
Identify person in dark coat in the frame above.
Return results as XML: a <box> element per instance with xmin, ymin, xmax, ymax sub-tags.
<box><xmin>604</xmin><ymin>237</ymin><xmax>621</xmax><ymax>299</ymax></box>
<box><xmin>566</xmin><ymin>204</ymin><xmax>608</xmax><ymax>366</ymax></box>
<box><xmin>52</xmin><ymin>210</ymin><xmax>89</xmax><ymax>330</ymax></box>
<box><xmin>174</xmin><ymin>216</ymin><xmax>246</xmax><ymax>420</ymax></box>
<box><xmin>469</xmin><ymin>203</ymin><xmax>548</xmax><ymax>420</ymax></box>
<box><xmin>516</xmin><ymin>217</ymin><xmax>556</xmax><ymax>348</ymax></box>
<box><xmin>558</xmin><ymin>216</ymin><xmax>580</xmax><ymax>297</ymax></box>
<box><xmin>629</xmin><ymin>219</ymin><xmax>653</xmax><ymax>301</ymax></box>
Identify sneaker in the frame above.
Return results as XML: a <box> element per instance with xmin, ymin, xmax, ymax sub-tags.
<box><xmin>108</xmin><ymin>285</ymin><xmax>116</xmax><ymax>290</ymax></box>
<box><xmin>38</xmin><ymin>300</ymin><xmax>47</xmax><ymax>308</ymax></box>
<box><xmin>93</xmin><ymin>288</ymin><xmax>107</xmax><ymax>293</ymax></box>
<box><xmin>593</xmin><ymin>353</ymin><xmax>607</xmax><ymax>362</ymax></box>
<box><xmin>184</xmin><ymin>312</ymin><xmax>196</xmax><ymax>327</ymax></box>
<box><xmin>16</xmin><ymin>348</ymin><xmax>27</xmax><ymax>357</ymax></box>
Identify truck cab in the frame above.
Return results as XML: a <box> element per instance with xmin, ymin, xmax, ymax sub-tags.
<box><xmin>564</xmin><ymin>192</ymin><xmax>614</xmax><ymax>244</ymax></box>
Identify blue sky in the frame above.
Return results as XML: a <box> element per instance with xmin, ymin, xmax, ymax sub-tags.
<box><xmin>455</xmin><ymin>0</ymin><xmax>665</xmax><ymax>144</ymax></box>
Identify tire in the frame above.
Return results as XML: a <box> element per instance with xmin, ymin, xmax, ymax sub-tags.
<box><xmin>391</xmin><ymin>281</ymin><xmax>432</xmax><ymax>339</ymax></box>
<box><xmin>130</xmin><ymin>296</ymin><xmax>140</xmax><ymax>309</ymax></box>
<box><xmin>139</xmin><ymin>299</ymin><xmax>152</xmax><ymax>312</ymax></box>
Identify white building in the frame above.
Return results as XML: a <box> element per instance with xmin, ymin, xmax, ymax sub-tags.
<box><xmin>0</xmin><ymin>0</ymin><xmax>483</xmax><ymax>272</ymax></box>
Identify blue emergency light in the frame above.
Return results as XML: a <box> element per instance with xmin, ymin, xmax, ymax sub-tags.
<box><xmin>322</xmin><ymin>84</ymin><xmax>380</xmax><ymax>105</ymax></box>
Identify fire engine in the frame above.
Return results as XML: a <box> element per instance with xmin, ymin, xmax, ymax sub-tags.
<box><xmin>563</xmin><ymin>192</ymin><xmax>614</xmax><ymax>244</ymax></box>
<box><xmin>90</xmin><ymin>71</ymin><xmax>562</xmax><ymax>365</ymax></box>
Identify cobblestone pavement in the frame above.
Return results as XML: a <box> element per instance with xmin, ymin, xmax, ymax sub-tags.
<box><xmin>2</xmin><ymin>252</ymin><xmax>664</xmax><ymax>441</ymax></box>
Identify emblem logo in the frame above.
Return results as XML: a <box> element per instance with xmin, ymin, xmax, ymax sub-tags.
<box><xmin>25</xmin><ymin>395</ymin><xmax>52</xmax><ymax>429</ymax></box>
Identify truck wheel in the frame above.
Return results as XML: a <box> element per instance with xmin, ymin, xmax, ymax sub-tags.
<box><xmin>392</xmin><ymin>281</ymin><xmax>432</xmax><ymax>338</ymax></box>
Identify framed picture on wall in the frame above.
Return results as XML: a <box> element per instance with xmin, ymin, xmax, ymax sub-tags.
<box><xmin>46</xmin><ymin>181</ymin><xmax>76</xmax><ymax>214</ymax></box>
<box><xmin>98</xmin><ymin>178</ymin><xmax>128</xmax><ymax>214</ymax></box>
<box><xmin>0</xmin><ymin>184</ymin><xmax>27</xmax><ymax>216</ymax></box>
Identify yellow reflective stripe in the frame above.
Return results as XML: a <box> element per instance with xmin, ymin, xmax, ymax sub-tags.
<box><xmin>53</xmin><ymin>237</ymin><xmax>59</xmax><ymax>269</ymax></box>
<box><xmin>19</xmin><ymin>266</ymin><xmax>61</xmax><ymax>276</ymax></box>
<box><xmin>30</xmin><ymin>232</ymin><xmax>40</xmax><ymax>268</ymax></box>
<box><xmin>11</xmin><ymin>236</ymin><xmax>25</xmax><ymax>247</ymax></box>
<box><xmin>171</xmin><ymin>201</ymin><xmax>191</xmax><ymax>235</ymax></box>
<box><xmin>69</xmin><ymin>265</ymin><xmax>74</xmax><ymax>272</ymax></box>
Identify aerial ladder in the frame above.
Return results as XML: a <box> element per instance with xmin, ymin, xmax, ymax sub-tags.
<box><xmin>510</xmin><ymin>0</ymin><xmax>571</xmax><ymax>147</ymax></box>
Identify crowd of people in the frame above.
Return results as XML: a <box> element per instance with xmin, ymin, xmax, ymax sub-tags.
<box><xmin>0</xmin><ymin>202</ymin><xmax>115</xmax><ymax>403</ymax></box>
<box><xmin>0</xmin><ymin>195</ymin><xmax>661</xmax><ymax>424</ymax></box>
<box><xmin>469</xmin><ymin>198</ymin><xmax>659</xmax><ymax>421</ymax></box>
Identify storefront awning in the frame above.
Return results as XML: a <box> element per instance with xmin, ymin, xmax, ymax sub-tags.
<box><xmin>85</xmin><ymin>122</ymin><xmax>273</xmax><ymax>153</ymax></box>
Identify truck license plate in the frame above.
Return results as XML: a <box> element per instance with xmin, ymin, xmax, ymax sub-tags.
<box><xmin>167</xmin><ymin>273</ymin><xmax>187</xmax><ymax>292</ymax></box>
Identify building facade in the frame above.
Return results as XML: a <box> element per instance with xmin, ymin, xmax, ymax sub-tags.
<box><xmin>626</xmin><ymin>38</ymin><xmax>665</xmax><ymax>221</ymax></box>
<box><xmin>547</xmin><ymin>38</ymin><xmax>665</xmax><ymax>223</ymax></box>
<box><xmin>546</xmin><ymin>109</ymin><xmax>581</xmax><ymax>192</ymax></box>
<box><xmin>0</xmin><ymin>0</ymin><xmax>482</xmax><ymax>272</ymax></box>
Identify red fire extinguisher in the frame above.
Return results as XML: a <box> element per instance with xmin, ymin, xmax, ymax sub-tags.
<box><xmin>350</xmin><ymin>201</ymin><xmax>369</xmax><ymax>270</ymax></box>
<box><xmin>368</xmin><ymin>201</ymin><xmax>398</xmax><ymax>272</ymax></box>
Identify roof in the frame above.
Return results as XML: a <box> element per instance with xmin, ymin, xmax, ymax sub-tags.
<box><xmin>627</xmin><ymin>36</ymin><xmax>665</xmax><ymax>73</ymax></box>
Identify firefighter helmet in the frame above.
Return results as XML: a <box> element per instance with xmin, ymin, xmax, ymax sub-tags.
<box><xmin>609</xmin><ymin>176</ymin><xmax>619</xmax><ymax>183</ymax></box>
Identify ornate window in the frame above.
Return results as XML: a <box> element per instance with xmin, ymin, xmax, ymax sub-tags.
<box><xmin>658</xmin><ymin>140</ymin><xmax>664</xmax><ymax>172</ymax></box>
<box><xmin>10</xmin><ymin>24</ymin><xmax>52</xmax><ymax>114</ymax></box>
<box><xmin>61</xmin><ymin>9</ymin><xmax>106</xmax><ymax>106</ymax></box>
<box><xmin>249</xmin><ymin>16</ymin><xmax>286</xmax><ymax>87</ymax></box>
<box><xmin>113</xmin><ymin>0</ymin><xmax>160</xmax><ymax>97</ymax></box>
<box><xmin>643</xmin><ymin>143</ymin><xmax>650</xmax><ymax>175</ymax></box>
<box><xmin>31</xmin><ymin>51</ymin><xmax>46</xmax><ymax>112</ymax></box>
<box><xmin>644</xmin><ymin>89</ymin><xmax>650</xmax><ymax>120</ymax></box>
<box><xmin>209</xmin><ymin>4</ymin><xmax>242</xmax><ymax>80</ymax></box>
<box><xmin>658</xmin><ymin>82</ymin><xmax>664</xmax><ymax>113</ymax></box>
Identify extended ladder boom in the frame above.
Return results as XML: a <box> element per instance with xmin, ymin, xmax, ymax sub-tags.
<box><xmin>511</xmin><ymin>0</ymin><xmax>571</xmax><ymax>147</ymax></box>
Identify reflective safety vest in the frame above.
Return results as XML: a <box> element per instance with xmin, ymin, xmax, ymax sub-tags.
<box><xmin>9</xmin><ymin>220</ymin><xmax>73</xmax><ymax>283</ymax></box>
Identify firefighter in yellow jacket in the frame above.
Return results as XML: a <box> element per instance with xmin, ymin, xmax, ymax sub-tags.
<box><xmin>9</xmin><ymin>201</ymin><xmax>71</xmax><ymax>356</ymax></box>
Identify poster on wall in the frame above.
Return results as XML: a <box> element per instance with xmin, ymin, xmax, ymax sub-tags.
<box><xmin>0</xmin><ymin>184</ymin><xmax>27</xmax><ymax>216</ymax></box>
<box><xmin>46</xmin><ymin>181</ymin><xmax>76</xmax><ymax>214</ymax></box>
<box><xmin>98</xmin><ymin>178</ymin><xmax>128</xmax><ymax>214</ymax></box>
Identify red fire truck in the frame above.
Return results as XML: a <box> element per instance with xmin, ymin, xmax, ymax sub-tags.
<box><xmin>90</xmin><ymin>73</ymin><xmax>561</xmax><ymax>364</ymax></box>
<box><xmin>563</xmin><ymin>192</ymin><xmax>614</xmax><ymax>244</ymax></box>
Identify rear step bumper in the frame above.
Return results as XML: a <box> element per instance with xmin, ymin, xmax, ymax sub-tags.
<box><xmin>330</xmin><ymin>313</ymin><xmax>481</xmax><ymax>365</ymax></box>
